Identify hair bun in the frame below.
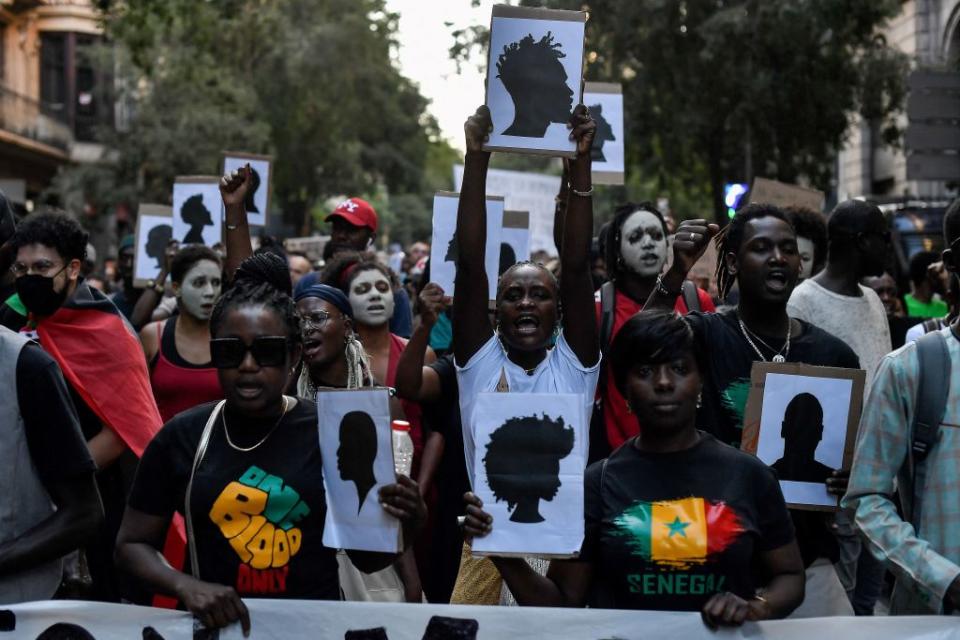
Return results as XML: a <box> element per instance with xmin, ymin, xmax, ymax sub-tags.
<box><xmin>234</xmin><ymin>252</ymin><xmax>292</xmax><ymax>296</ymax></box>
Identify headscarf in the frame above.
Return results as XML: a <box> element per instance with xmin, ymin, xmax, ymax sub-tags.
<box><xmin>294</xmin><ymin>283</ymin><xmax>353</xmax><ymax>318</ymax></box>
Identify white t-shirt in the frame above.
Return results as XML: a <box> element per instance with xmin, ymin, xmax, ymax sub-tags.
<box><xmin>787</xmin><ymin>279</ymin><xmax>892</xmax><ymax>393</ymax></box>
<box><xmin>456</xmin><ymin>332</ymin><xmax>601</xmax><ymax>487</ymax></box>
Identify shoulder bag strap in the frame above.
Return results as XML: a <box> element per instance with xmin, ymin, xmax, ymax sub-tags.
<box><xmin>185</xmin><ymin>399</ymin><xmax>226</xmax><ymax>580</ymax></box>
<box><xmin>681</xmin><ymin>280</ymin><xmax>701</xmax><ymax>313</ymax></box>
<box><xmin>908</xmin><ymin>331</ymin><xmax>950</xmax><ymax>532</ymax></box>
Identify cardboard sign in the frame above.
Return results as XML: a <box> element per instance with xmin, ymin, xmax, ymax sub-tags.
<box><xmin>583</xmin><ymin>82</ymin><xmax>625</xmax><ymax>184</ymax></box>
<box><xmin>484</xmin><ymin>5</ymin><xmax>586</xmax><ymax>157</ymax></box>
<box><xmin>429</xmin><ymin>191</ymin><xmax>504</xmax><ymax>300</ymax></box>
<box><xmin>132</xmin><ymin>204</ymin><xmax>173</xmax><ymax>288</ymax></box>
<box><xmin>499</xmin><ymin>210</ymin><xmax>531</xmax><ymax>276</ymax></box>
<box><xmin>747</xmin><ymin>177</ymin><xmax>825</xmax><ymax>213</ymax></box>
<box><xmin>284</xmin><ymin>236</ymin><xmax>329</xmax><ymax>262</ymax></box>
<box><xmin>223</xmin><ymin>152</ymin><xmax>272</xmax><ymax>227</ymax></box>
<box><xmin>742</xmin><ymin>362</ymin><xmax>866</xmax><ymax>511</ymax></box>
<box><xmin>172</xmin><ymin>176</ymin><xmax>222</xmax><ymax>247</ymax></box>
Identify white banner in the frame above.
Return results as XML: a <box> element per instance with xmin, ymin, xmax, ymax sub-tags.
<box><xmin>4</xmin><ymin>599</ymin><xmax>959</xmax><ymax>639</ymax></box>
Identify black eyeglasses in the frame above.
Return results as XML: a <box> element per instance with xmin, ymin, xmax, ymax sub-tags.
<box><xmin>209</xmin><ymin>336</ymin><xmax>289</xmax><ymax>369</ymax></box>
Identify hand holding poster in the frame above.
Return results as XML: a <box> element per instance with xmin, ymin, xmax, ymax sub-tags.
<box><xmin>429</xmin><ymin>191</ymin><xmax>504</xmax><ymax>300</ymax></box>
<box><xmin>318</xmin><ymin>388</ymin><xmax>400</xmax><ymax>553</ymax></box>
<box><xmin>133</xmin><ymin>204</ymin><xmax>173</xmax><ymax>288</ymax></box>
<box><xmin>223</xmin><ymin>152</ymin><xmax>272</xmax><ymax>227</ymax></box>
<box><xmin>484</xmin><ymin>5</ymin><xmax>586</xmax><ymax>157</ymax></box>
<box><xmin>742</xmin><ymin>363</ymin><xmax>865</xmax><ymax>510</ymax></box>
<box><xmin>583</xmin><ymin>82</ymin><xmax>625</xmax><ymax>184</ymax></box>
<box><xmin>470</xmin><ymin>392</ymin><xmax>585</xmax><ymax>557</ymax></box>
<box><xmin>172</xmin><ymin>177</ymin><xmax>222</xmax><ymax>247</ymax></box>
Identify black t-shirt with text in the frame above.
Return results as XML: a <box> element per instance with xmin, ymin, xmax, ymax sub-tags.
<box><xmin>581</xmin><ymin>434</ymin><xmax>794</xmax><ymax>611</ymax></box>
<box><xmin>129</xmin><ymin>399</ymin><xmax>339</xmax><ymax>600</ymax></box>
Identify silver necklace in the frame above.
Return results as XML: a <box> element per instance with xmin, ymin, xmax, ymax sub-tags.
<box><xmin>737</xmin><ymin>316</ymin><xmax>791</xmax><ymax>363</ymax></box>
<box><xmin>222</xmin><ymin>396</ymin><xmax>290</xmax><ymax>452</ymax></box>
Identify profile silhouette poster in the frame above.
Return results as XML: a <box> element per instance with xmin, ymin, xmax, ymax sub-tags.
<box><xmin>583</xmin><ymin>82</ymin><xmax>625</xmax><ymax>184</ymax></box>
<box><xmin>429</xmin><ymin>191</ymin><xmax>504</xmax><ymax>300</ymax></box>
<box><xmin>223</xmin><ymin>151</ymin><xmax>272</xmax><ymax>227</ymax></box>
<box><xmin>317</xmin><ymin>388</ymin><xmax>400</xmax><ymax>553</ymax></box>
<box><xmin>498</xmin><ymin>210</ymin><xmax>530</xmax><ymax>277</ymax></box>
<box><xmin>470</xmin><ymin>392</ymin><xmax>585</xmax><ymax>557</ymax></box>
<box><xmin>132</xmin><ymin>204</ymin><xmax>173</xmax><ymax>288</ymax></box>
<box><xmin>741</xmin><ymin>363</ymin><xmax>866</xmax><ymax>511</ymax></box>
<box><xmin>172</xmin><ymin>176</ymin><xmax>222</xmax><ymax>247</ymax></box>
<box><xmin>484</xmin><ymin>5</ymin><xmax>586</xmax><ymax>157</ymax></box>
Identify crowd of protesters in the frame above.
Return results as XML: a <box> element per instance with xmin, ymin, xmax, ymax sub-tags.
<box><xmin>0</xmin><ymin>103</ymin><xmax>958</xmax><ymax>635</ymax></box>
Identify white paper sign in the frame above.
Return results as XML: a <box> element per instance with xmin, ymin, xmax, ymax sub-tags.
<box><xmin>172</xmin><ymin>177</ymin><xmax>222</xmax><ymax>247</ymax></box>
<box><xmin>583</xmin><ymin>83</ymin><xmax>625</xmax><ymax>184</ymax></box>
<box><xmin>429</xmin><ymin>192</ymin><xmax>504</xmax><ymax>300</ymax></box>
<box><xmin>470</xmin><ymin>392</ymin><xmax>585</xmax><ymax>557</ymax></box>
<box><xmin>755</xmin><ymin>373</ymin><xmax>853</xmax><ymax>507</ymax></box>
<box><xmin>223</xmin><ymin>153</ymin><xmax>271</xmax><ymax>227</ymax></box>
<box><xmin>484</xmin><ymin>6</ymin><xmax>586</xmax><ymax>157</ymax></box>
<box><xmin>318</xmin><ymin>388</ymin><xmax>400</xmax><ymax>553</ymax></box>
<box><xmin>499</xmin><ymin>210</ymin><xmax>531</xmax><ymax>276</ymax></box>
<box><xmin>133</xmin><ymin>204</ymin><xmax>173</xmax><ymax>287</ymax></box>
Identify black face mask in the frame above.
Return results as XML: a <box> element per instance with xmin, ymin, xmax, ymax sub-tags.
<box><xmin>16</xmin><ymin>267</ymin><xmax>68</xmax><ymax>316</ymax></box>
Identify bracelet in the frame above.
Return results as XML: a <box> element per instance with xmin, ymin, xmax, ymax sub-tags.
<box><xmin>225</xmin><ymin>223</ymin><xmax>239</xmax><ymax>231</ymax></box>
<box><xmin>570</xmin><ymin>186</ymin><xmax>594</xmax><ymax>197</ymax></box>
<box><xmin>654</xmin><ymin>274</ymin><xmax>680</xmax><ymax>298</ymax></box>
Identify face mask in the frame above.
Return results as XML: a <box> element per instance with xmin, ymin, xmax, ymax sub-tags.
<box><xmin>797</xmin><ymin>236</ymin><xmax>815</xmax><ymax>280</ymax></box>
<box><xmin>16</xmin><ymin>267</ymin><xmax>68</xmax><ymax>317</ymax></box>
<box><xmin>178</xmin><ymin>260</ymin><xmax>221</xmax><ymax>320</ymax></box>
<box><xmin>619</xmin><ymin>210</ymin><xmax>668</xmax><ymax>277</ymax></box>
<box><xmin>349</xmin><ymin>270</ymin><xmax>395</xmax><ymax>326</ymax></box>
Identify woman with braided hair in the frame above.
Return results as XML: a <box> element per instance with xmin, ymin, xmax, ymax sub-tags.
<box><xmin>116</xmin><ymin>217</ymin><xmax>426</xmax><ymax>635</ymax></box>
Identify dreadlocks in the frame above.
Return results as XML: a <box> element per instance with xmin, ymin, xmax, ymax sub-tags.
<box><xmin>715</xmin><ymin>203</ymin><xmax>794</xmax><ymax>300</ymax></box>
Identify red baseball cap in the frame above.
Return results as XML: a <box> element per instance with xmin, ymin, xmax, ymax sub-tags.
<box><xmin>326</xmin><ymin>197</ymin><xmax>378</xmax><ymax>232</ymax></box>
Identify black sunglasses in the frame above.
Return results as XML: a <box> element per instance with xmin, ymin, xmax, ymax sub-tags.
<box><xmin>209</xmin><ymin>336</ymin><xmax>289</xmax><ymax>369</ymax></box>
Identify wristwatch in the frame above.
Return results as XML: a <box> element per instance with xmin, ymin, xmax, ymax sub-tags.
<box><xmin>146</xmin><ymin>280</ymin><xmax>164</xmax><ymax>295</ymax></box>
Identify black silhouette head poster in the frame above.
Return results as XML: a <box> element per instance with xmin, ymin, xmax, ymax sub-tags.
<box><xmin>498</xmin><ymin>210</ymin><xmax>530</xmax><ymax>277</ymax></box>
<box><xmin>223</xmin><ymin>152</ymin><xmax>272</xmax><ymax>227</ymax></box>
<box><xmin>583</xmin><ymin>82</ymin><xmax>625</xmax><ymax>184</ymax></box>
<box><xmin>429</xmin><ymin>191</ymin><xmax>503</xmax><ymax>300</ymax></box>
<box><xmin>484</xmin><ymin>5</ymin><xmax>586</xmax><ymax>157</ymax></box>
<box><xmin>172</xmin><ymin>176</ymin><xmax>222</xmax><ymax>247</ymax></box>
<box><xmin>317</xmin><ymin>387</ymin><xmax>400</xmax><ymax>553</ymax></box>
<box><xmin>470</xmin><ymin>392</ymin><xmax>585</xmax><ymax>557</ymax></box>
<box><xmin>741</xmin><ymin>363</ymin><xmax>865</xmax><ymax>511</ymax></box>
<box><xmin>133</xmin><ymin>204</ymin><xmax>173</xmax><ymax>288</ymax></box>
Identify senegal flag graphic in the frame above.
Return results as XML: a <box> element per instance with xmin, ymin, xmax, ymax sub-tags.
<box><xmin>611</xmin><ymin>498</ymin><xmax>744</xmax><ymax>569</ymax></box>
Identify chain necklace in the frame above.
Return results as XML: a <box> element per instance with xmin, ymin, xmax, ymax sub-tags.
<box><xmin>222</xmin><ymin>396</ymin><xmax>290</xmax><ymax>452</ymax></box>
<box><xmin>737</xmin><ymin>315</ymin><xmax>791</xmax><ymax>363</ymax></box>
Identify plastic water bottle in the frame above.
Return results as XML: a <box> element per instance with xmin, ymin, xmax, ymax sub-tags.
<box><xmin>392</xmin><ymin>420</ymin><xmax>414</xmax><ymax>477</ymax></box>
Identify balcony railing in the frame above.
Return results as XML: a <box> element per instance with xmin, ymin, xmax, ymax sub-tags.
<box><xmin>0</xmin><ymin>85</ymin><xmax>73</xmax><ymax>153</ymax></box>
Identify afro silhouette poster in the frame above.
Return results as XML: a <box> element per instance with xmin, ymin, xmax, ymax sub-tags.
<box><xmin>741</xmin><ymin>363</ymin><xmax>865</xmax><ymax>511</ymax></box>
<box><xmin>499</xmin><ymin>210</ymin><xmax>530</xmax><ymax>277</ymax></box>
<box><xmin>317</xmin><ymin>388</ymin><xmax>400</xmax><ymax>553</ymax></box>
<box><xmin>172</xmin><ymin>176</ymin><xmax>222</xmax><ymax>247</ymax></box>
<box><xmin>484</xmin><ymin>5</ymin><xmax>586</xmax><ymax>157</ymax></box>
<box><xmin>429</xmin><ymin>191</ymin><xmax>504</xmax><ymax>300</ymax></box>
<box><xmin>223</xmin><ymin>151</ymin><xmax>272</xmax><ymax>227</ymax></box>
<box><xmin>583</xmin><ymin>82</ymin><xmax>625</xmax><ymax>184</ymax></box>
<box><xmin>133</xmin><ymin>204</ymin><xmax>173</xmax><ymax>288</ymax></box>
<box><xmin>471</xmin><ymin>392</ymin><xmax>585</xmax><ymax>557</ymax></box>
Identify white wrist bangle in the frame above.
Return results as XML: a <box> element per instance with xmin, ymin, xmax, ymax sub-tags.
<box><xmin>570</xmin><ymin>186</ymin><xmax>593</xmax><ymax>197</ymax></box>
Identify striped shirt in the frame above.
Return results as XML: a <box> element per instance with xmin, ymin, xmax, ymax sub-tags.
<box><xmin>843</xmin><ymin>327</ymin><xmax>960</xmax><ymax>614</ymax></box>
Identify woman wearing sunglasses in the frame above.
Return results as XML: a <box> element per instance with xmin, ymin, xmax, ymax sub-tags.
<box><xmin>116</xmin><ymin>253</ymin><xmax>427</xmax><ymax>635</ymax></box>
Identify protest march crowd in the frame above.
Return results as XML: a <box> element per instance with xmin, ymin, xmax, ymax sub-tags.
<box><xmin>1</xmin><ymin>10</ymin><xmax>960</xmax><ymax>639</ymax></box>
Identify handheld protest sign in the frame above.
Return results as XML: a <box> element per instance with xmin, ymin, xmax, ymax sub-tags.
<box><xmin>132</xmin><ymin>204</ymin><xmax>173</xmax><ymax>288</ymax></box>
<box><xmin>583</xmin><ymin>82</ymin><xmax>624</xmax><ymax>184</ymax></box>
<box><xmin>747</xmin><ymin>177</ymin><xmax>825</xmax><ymax>213</ymax></box>
<box><xmin>470</xmin><ymin>392</ymin><xmax>585</xmax><ymax>557</ymax></box>
<box><xmin>429</xmin><ymin>191</ymin><xmax>504</xmax><ymax>300</ymax></box>
<box><xmin>742</xmin><ymin>362</ymin><xmax>866</xmax><ymax>511</ymax></box>
<box><xmin>498</xmin><ymin>210</ymin><xmax>530</xmax><ymax>277</ymax></box>
<box><xmin>318</xmin><ymin>388</ymin><xmax>400</xmax><ymax>553</ymax></box>
<box><xmin>222</xmin><ymin>152</ymin><xmax>272</xmax><ymax>227</ymax></box>
<box><xmin>172</xmin><ymin>176</ymin><xmax>222</xmax><ymax>247</ymax></box>
<box><xmin>484</xmin><ymin>5</ymin><xmax>586</xmax><ymax>158</ymax></box>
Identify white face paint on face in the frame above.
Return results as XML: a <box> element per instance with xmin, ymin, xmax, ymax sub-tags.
<box><xmin>178</xmin><ymin>260</ymin><xmax>221</xmax><ymax>320</ymax></box>
<box><xmin>797</xmin><ymin>236</ymin><xmax>815</xmax><ymax>280</ymax></box>
<box><xmin>619</xmin><ymin>210</ymin><xmax>668</xmax><ymax>277</ymax></box>
<box><xmin>349</xmin><ymin>269</ymin><xmax>394</xmax><ymax>327</ymax></box>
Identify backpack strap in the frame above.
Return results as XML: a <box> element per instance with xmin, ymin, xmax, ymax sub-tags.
<box><xmin>908</xmin><ymin>331</ymin><xmax>950</xmax><ymax>532</ymax></box>
<box><xmin>681</xmin><ymin>280</ymin><xmax>701</xmax><ymax>313</ymax></box>
<box><xmin>922</xmin><ymin>317</ymin><xmax>943</xmax><ymax>334</ymax></box>
<box><xmin>599</xmin><ymin>280</ymin><xmax>616</xmax><ymax>358</ymax></box>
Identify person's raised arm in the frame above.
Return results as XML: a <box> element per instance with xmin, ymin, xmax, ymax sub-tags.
<box><xmin>129</xmin><ymin>240</ymin><xmax>178</xmax><ymax>331</ymax></box>
<box><xmin>552</xmin><ymin>161</ymin><xmax>570</xmax><ymax>255</ymax></box>
<box><xmin>644</xmin><ymin>219</ymin><xmax>719</xmax><ymax>311</ymax></box>
<box><xmin>220</xmin><ymin>165</ymin><xmax>254</xmax><ymax>284</ymax></box>
<box><xmin>395</xmin><ymin>283</ymin><xmax>448</xmax><ymax>402</ymax></box>
<box><xmin>452</xmin><ymin>106</ymin><xmax>495</xmax><ymax>367</ymax></box>
<box><xmin>558</xmin><ymin>105</ymin><xmax>599</xmax><ymax>367</ymax></box>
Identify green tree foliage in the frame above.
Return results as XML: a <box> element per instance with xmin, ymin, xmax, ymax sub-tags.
<box><xmin>51</xmin><ymin>0</ymin><xmax>442</xmax><ymax>239</ymax></box>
